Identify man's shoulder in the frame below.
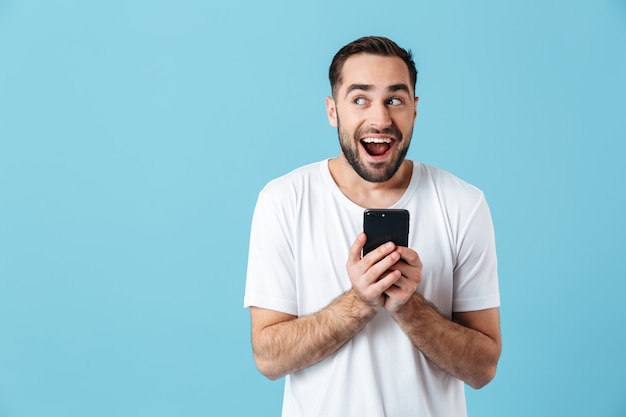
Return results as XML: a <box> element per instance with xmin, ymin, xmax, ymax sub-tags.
<box><xmin>415</xmin><ymin>161</ymin><xmax>483</xmax><ymax>195</ymax></box>
<box><xmin>413</xmin><ymin>161</ymin><xmax>486</xmax><ymax>207</ymax></box>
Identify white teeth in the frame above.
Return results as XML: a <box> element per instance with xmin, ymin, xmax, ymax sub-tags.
<box><xmin>362</xmin><ymin>137</ymin><xmax>392</xmax><ymax>144</ymax></box>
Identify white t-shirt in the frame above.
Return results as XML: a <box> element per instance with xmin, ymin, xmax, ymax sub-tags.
<box><xmin>244</xmin><ymin>159</ymin><xmax>500</xmax><ymax>417</ymax></box>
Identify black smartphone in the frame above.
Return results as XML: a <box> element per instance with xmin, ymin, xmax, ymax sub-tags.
<box><xmin>362</xmin><ymin>209</ymin><xmax>410</xmax><ymax>256</ymax></box>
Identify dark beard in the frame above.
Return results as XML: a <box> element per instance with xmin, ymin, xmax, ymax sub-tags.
<box><xmin>338</xmin><ymin>126</ymin><xmax>410</xmax><ymax>183</ymax></box>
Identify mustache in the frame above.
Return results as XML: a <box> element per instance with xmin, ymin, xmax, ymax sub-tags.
<box><xmin>355</xmin><ymin>127</ymin><xmax>402</xmax><ymax>141</ymax></box>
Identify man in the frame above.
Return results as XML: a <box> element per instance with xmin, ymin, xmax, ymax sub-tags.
<box><xmin>244</xmin><ymin>36</ymin><xmax>501</xmax><ymax>417</ymax></box>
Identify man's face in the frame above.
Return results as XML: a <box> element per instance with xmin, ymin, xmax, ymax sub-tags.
<box><xmin>326</xmin><ymin>53</ymin><xmax>418</xmax><ymax>183</ymax></box>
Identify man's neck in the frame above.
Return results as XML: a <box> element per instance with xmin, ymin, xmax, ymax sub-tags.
<box><xmin>328</xmin><ymin>157</ymin><xmax>413</xmax><ymax>208</ymax></box>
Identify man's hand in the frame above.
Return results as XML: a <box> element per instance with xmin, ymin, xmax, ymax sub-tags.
<box><xmin>346</xmin><ymin>233</ymin><xmax>404</xmax><ymax>308</ymax></box>
<box><xmin>384</xmin><ymin>246</ymin><xmax>423</xmax><ymax>313</ymax></box>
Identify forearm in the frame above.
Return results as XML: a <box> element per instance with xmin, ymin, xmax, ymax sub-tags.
<box><xmin>392</xmin><ymin>293</ymin><xmax>501</xmax><ymax>389</ymax></box>
<box><xmin>252</xmin><ymin>289</ymin><xmax>376</xmax><ymax>380</ymax></box>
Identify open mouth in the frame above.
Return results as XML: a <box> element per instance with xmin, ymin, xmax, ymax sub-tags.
<box><xmin>361</xmin><ymin>137</ymin><xmax>393</xmax><ymax>156</ymax></box>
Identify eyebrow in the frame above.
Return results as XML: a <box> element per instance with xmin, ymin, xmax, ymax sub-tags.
<box><xmin>344</xmin><ymin>83</ymin><xmax>411</xmax><ymax>98</ymax></box>
<box><xmin>388</xmin><ymin>84</ymin><xmax>411</xmax><ymax>94</ymax></box>
<box><xmin>345</xmin><ymin>84</ymin><xmax>371</xmax><ymax>97</ymax></box>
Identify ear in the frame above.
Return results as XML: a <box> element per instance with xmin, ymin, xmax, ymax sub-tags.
<box><xmin>414</xmin><ymin>96</ymin><xmax>419</xmax><ymax>120</ymax></box>
<box><xmin>326</xmin><ymin>96</ymin><xmax>338</xmax><ymax>127</ymax></box>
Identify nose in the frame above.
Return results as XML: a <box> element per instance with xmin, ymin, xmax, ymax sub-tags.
<box><xmin>368</xmin><ymin>101</ymin><xmax>392</xmax><ymax>129</ymax></box>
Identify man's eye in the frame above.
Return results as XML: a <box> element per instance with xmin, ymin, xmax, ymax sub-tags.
<box><xmin>354</xmin><ymin>97</ymin><xmax>367</xmax><ymax>105</ymax></box>
<box><xmin>388</xmin><ymin>98</ymin><xmax>403</xmax><ymax>106</ymax></box>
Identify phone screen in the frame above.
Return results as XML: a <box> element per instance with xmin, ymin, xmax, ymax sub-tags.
<box><xmin>362</xmin><ymin>209</ymin><xmax>410</xmax><ymax>256</ymax></box>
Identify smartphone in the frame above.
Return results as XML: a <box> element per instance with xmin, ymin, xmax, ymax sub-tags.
<box><xmin>362</xmin><ymin>209</ymin><xmax>410</xmax><ymax>256</ymax></box>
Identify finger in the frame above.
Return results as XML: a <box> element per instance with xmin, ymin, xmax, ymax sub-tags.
<box><xmin>373</xmin><ymin>269</ymin><xmax>402</xmax><ymax>292</ymax></box>
<box><xmin>383</xmin><ymin>284</ymin><xmax>414</xmax><ymax>312</ymax></box>
<box><xmin>384</xmin><ymin>272</ymin><xmax>417</xmax><ymax>298</ymax></box>
<box><xmin>395</xmin><ymin>246</ymin><xmax>422</xmax><ymax>269</ymax></box>
<box><xmin>347</xmin><ymin>233</ymin><xmax>367</xmax><ymax>265</ymax></box>
<box><xmin>354</xmin><ymin>268</ymin><xmax>400</xmax><ymax>307</ymax></box>
<box><xmin>388</xmin><ymin>260</ymin><xmax>412</xmax><ymax>277</ymax></box>
<box><xmin>385</xmin><ymin>273</ymin><xmax>412</xmax><ymax>292</ymax></box>
<box><xmin>362</xmin><ymin>240</ymin><xmax>397</xmax><ymax>266</ymax></box>
<box><xmin>363</xmin><ymin>248</ymin><xmax>402</xmax><ymax>283</ymax></box>
<box><xmin>389</xmin><ymin>261</ymin><xmax>422</xmax><ymax>287</ymax></box>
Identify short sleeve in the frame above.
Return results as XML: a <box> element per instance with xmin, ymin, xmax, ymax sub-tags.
<box><xmin>244</xmin><ymin>189</ymin><xmax>299</xmax><ymax>315</ymax></box>
<box><xmin>452</xmin><ymin>193</ymin><xmax>500</xmax><ymax>312</ymax></box>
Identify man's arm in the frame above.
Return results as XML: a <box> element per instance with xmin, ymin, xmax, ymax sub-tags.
<box><xmin>385</xmin><ymin>246</ymin><xmax>502</xmax><ymax>389</ymax></box>
<box><xmin>250</xmin><ymin>237</ymin><xmax>402</xmax><ymax>380</ymax></box>
<box><xmin>250</xmin><ymin>290</ymin><xmax>374</xmax><ymax>380</ymax></box>
<box><xmin>393</xmin><ymin>298</ymin><xmax>501</xmax><ymax>389</ymax></box>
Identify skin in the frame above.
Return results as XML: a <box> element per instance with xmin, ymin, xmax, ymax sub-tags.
<box><xmin>250</xmin><ymin>53</ymin><xmax>501</xmax><ymax>389</ymax></box>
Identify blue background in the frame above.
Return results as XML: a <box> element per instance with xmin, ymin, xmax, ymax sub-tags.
<box><xmin>1</xmin><ymin>0</ymin><xmax>625</xmax><ymax>416</ymax></box>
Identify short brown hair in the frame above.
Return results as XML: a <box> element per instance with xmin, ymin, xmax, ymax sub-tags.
<box><xmin>329</xmin><ymin>36</ymin><xmax>418</xmax><ymax>97</ymax></box>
